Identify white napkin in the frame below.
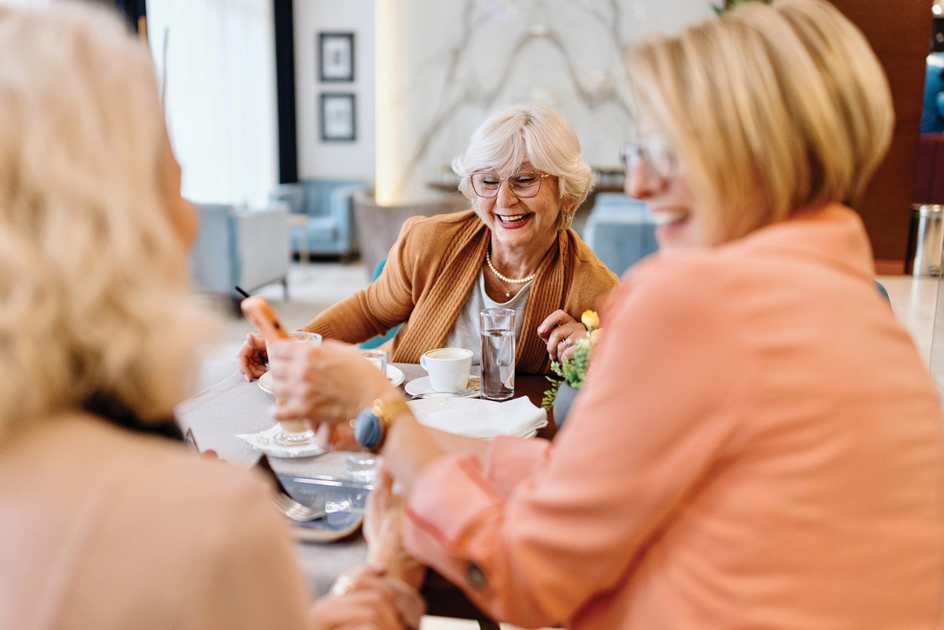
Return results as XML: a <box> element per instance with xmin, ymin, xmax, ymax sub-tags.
<box><xmin>408</xmin><ymin>397</ymin><xmax>547</xmax><ymax>440</ymax></box>
<box><xmin>236</xmin><ymin>424</ymin><xmax>326</xmax><ymax>459</ymax></box>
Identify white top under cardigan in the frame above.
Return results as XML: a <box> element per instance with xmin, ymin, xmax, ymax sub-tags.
<box><xmin>444</xmin><ymin>270</ymin><xmax>531</xmax><ymax>365</ymax></box>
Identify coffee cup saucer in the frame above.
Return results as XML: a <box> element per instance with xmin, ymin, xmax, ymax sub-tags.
<box><xmin>404</xmin><ymin>376</ymin><xmax>480</xmax><ymax>399</ymax></box>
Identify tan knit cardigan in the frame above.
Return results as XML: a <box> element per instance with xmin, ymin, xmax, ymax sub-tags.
<box><xmin>303</xmin><ymin>210</ymin><xmax>619</xmax><ymax>374</ymax></box>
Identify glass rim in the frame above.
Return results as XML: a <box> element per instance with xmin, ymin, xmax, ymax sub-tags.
<box><xmin>480</xmin><ymin>307</ymin><xmax>516</xmax><ymax>316</ymax></box>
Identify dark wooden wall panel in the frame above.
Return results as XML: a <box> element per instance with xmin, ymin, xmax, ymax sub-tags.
<box><xmin>827</xmin><ymin>0</ymin><xmax>931</xmax><ymax>268</ymax></box>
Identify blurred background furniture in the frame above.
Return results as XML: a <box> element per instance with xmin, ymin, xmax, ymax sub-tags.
<box><xmin>583</xmin><ymin>193</ymin><xmax>658</xmax><ymax>277</ymax></box>
<box><xmin>270</xmin><ymin>179</ymin><xmax>365</xmax><ymax>261</ymax></box>
<box><xmin>190</xmin><ymin>203</ymin><xmax>290</xmax><ymax>303</ymax></box>
<box><xmin>353</xmin><ymin>192</ymin><xmax>470</xmax><ymax>275</ymax></box>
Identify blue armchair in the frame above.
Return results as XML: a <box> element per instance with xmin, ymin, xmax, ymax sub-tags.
<box><xmin>189</xmin><ymin>203</ymin><xmax>290</xmax><ymax>300</ymax></box>
<box><xmin>269</xmin><ymin>179</ymin><xmax>365</xmax><ymax>259</ymax></box>
<box><xmin>583</xmin><ymin>194</ymin><xmax>659</xmax><ymax>277</ymax></box>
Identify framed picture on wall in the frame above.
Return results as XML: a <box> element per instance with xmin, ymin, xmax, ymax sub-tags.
<box><xmin>320</xmin><ymin>93</ymin><xmax>356</xmax><ymax>142</ymax></box>
<box><xmin>319</xmin><ymin>32</ymin><xmax>355</xmax><ymax>82</ymax></box>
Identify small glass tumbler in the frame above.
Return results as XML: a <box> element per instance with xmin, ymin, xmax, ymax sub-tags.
<box><xmin>346</xmin><ymin>349</ymin><xmax>388</xmax><ymax>481</ymax></box>
<box><xmin>480</xmin><ymin>308</ymin><xmax>515</xmax><ymax>401</ymax></box>
<box><xmin>271</xmin><ymin>331</ymin><xmax>322</xmax><ymax>447</ymax></box>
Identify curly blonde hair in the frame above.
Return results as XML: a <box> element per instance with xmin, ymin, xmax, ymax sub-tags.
<box><xmin>626</xmin><ymin>0</ymin><xmax>894</xmax><ymax>244</ymax></box>
<box><xmin>0</xmin><ymin>3</ymin><xmax>219</xmax><ymax>438</ymax></box>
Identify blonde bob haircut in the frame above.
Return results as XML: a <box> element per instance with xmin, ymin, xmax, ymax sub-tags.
<box><xmin>453</xmin><ymin>103</ymin><xmax>594</xmax><ymax>229</ymax></box>
<box><xmin>0</xmin><ymin>4</ymin><xmax>218</xmax><ymax>440</ymax></box>
<box><xmin>626</xmin><ymin>0</ymin><xmax>894</xmax><ymax>243</ymax></box>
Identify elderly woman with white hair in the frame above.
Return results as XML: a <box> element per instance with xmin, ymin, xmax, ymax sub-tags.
<box><xmin>238</xmin><ymin>103</ymin><xmax>619</xmax><ymax>379</ymax></box>
<box><xmin>0</xmin><ymin>4</ymin><xmax>419</xmax><ymax>629</ymax></box>
<box><xmin>269</xmin><ymin>0</ymin><xmax>944</xmax><ymax>627</ymax></box>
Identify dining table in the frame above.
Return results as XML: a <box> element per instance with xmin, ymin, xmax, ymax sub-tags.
<box><xmin>175</xmin><ymin>361</ymin><xmax>557</xmax><ymax>630</ymax></box>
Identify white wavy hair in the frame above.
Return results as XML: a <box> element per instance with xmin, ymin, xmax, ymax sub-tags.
<box><xmin>0</xmin><ymin>3</ymin><xmax>219</xmax><ymax>439</ymax></box>
<box><xmin>452</xmin><ymin>103</ymin><xmax>594</xmax><ymax>228</ymax></box>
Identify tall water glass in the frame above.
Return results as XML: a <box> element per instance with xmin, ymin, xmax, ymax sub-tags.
<box><xmin>346</xmin><ymin>349</ymin><xmax>388</xmax><ymax>482</ymax></box>
<box><xmin>270</xmin><ymin>331</ymin><xmax>322</xmax><ymax>446</ymax></box>
<box><xmin>480</xmin><ymin>308</ymin><xmax>515</xmax><ymax>401</ymax></box>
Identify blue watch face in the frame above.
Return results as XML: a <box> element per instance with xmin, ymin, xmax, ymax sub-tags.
<box><xmin>354</xmin><ymin>407</ymin><xmax>383</xmax><ymax>450</ymax></box>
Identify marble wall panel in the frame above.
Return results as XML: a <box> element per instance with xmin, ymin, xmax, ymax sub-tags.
<box><xmin>376</xmin><ymin>0</ymin><xmax>713</xmax><ymax>203</ymax></box>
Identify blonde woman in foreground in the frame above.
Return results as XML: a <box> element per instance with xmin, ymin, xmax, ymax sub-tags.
<box><xmin>269</xmin><ymin>0</ymin><xmax>944</xmax><ymax>627</ymax></box>
<box><xmin>0</xmin><ymin>4</ymin><xmax>418</xmax><ymax>629</ymax></box>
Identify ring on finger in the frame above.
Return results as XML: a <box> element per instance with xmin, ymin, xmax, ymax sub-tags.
<box><xmin>560</xmin><ymin>337</ymin><xmax>574</xmax><ymax>349</ymax></box>
<box><xmin>331</xmin><ymin>573</ymin><xmax>355</xmax><ymax>597</ymax></box>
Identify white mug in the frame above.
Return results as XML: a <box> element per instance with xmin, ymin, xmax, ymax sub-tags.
<box><xmin>420</xmin><ymin>348</ymin><xmax>473</xmax><ymax>392</ymax></box>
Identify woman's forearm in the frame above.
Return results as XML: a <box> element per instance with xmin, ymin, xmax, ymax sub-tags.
<box><xmin>425</xmin><ymin>427</ymin><xmax>489</xmax><ymax>462</ymax></box>
<box><xmin>380</xmin><ymin>413</ymin><xmax>447</xmax><ymax>492</ymax></box>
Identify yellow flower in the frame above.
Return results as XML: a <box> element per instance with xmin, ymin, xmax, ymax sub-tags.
<box><xmin>589</xmin><ymin>328</ymin><xmax>602</xmax><ymax>344</ymax></box>
<box><xmin>581</xmin><ymin>310</ymin><xmax>599</xmax><ymax>331</ymax></box>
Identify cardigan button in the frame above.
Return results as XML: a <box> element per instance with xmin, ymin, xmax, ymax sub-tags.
<box><xmin>466</xmin><ymin>562</ymin><xmax>488</xmax><ymax>589</ymax></box>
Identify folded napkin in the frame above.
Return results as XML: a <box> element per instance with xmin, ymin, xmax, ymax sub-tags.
<box><xmin>407</xmin><ymin>396</ymin><xmax>547</xmax><ymax>440</ymax></box>
<box><xmin>236</xmin><ymin>424</ymin><xmax>326</xmax><ymax>459</ymax></box>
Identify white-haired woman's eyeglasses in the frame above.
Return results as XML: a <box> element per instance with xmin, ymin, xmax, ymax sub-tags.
<box><xmin>470</xmin><ymin>172</ymin><xmax>551</xmax><ymax>198</ymax></box>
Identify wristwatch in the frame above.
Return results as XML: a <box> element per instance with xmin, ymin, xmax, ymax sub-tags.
<box><xmin>353</xmin><ymin>398</ymin><xmax>410</xmax><ymax>453</ymax></box>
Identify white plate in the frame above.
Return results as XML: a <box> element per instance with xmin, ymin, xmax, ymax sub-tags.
<box><xmin>258</xmin><ymin>371</ymin><xmax>274</xmax><ymax>395</ymax></box>
<box><xmin>386</xmin><ymin>365</ymin><xmax>405</xmax><ymax>387</ymax></box>
<box><xmin>236</xmin><ymin>424</ymin><xmax>326</xmax><ymax>459</ymax></box>
<box><xmin>404</xmin><ymin>376</ymin><xmax>480</xmax><ymax>398</ymax></box>
<box><xmin>259</xmin><ymin>365</ymin><xmax>403</xmax><ymax>395</ymax></box>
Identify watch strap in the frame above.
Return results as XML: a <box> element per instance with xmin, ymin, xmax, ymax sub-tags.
<box><xmin>354</xmin><ymin>398</ymin><xmax>410</xmax><ymax>453</ymax></box>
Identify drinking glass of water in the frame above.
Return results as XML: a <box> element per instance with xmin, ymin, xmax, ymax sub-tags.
<box><xmin>346</xmin><ymin>349</ymin><xmax>388</xmax><ymax>481</ymax></box>
<box><xmin>480</xmin><ymin>308</ymin><xmax>515</xmax><ymax>401</ymax></box>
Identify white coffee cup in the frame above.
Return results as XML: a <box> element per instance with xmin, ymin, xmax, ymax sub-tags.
<box><xmin>420</xmin><ymin>348</ymin><xmax>473</xmax><ymax>392</ymax></box>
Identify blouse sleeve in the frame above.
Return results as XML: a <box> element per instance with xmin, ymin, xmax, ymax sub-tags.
<box><xmin>401</xmin><ymin>261</ymin><xmax>757</xmax><ymax>627</ymax></box>
<box><xmin>303</xmin><ymin>217</ymin><xmax>422</xmax><ymax>343</ymax></box>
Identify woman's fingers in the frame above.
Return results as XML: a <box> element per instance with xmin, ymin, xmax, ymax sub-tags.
<box><xmin>537</xmin><ymin>309</ymin><xmax>577</xmax><ymax>341</ymax></box>
<box><xmin>236</xmin><ymin>333</ymin><xmax>268</xmax><ymax>381</ymax></box>
<box><xmin>310</xmin><ymin>588</ymin><xmax>401</xmax><ymax>630</ymax></box>
<box><xmin>365</xmin><ymin>468</ymin><xmax>395</xmax><ymax>546</ymax></box>
<box><xmin>546</xmin><ymin>324</ymin><xmax>590</xmax><ymax>362</ymax></box>
<box><xmin>268</xmin><ymin>340</ymin><xmax>395</xmax><ymax>426</ymax></box>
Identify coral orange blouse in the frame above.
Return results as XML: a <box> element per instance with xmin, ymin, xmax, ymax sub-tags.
<box><xmin>402</xmin><ymin>205</ymin><xmax>944</xmax><ymax>629</ymax></box>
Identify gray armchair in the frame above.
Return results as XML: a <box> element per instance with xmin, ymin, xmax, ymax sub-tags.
<box><xmin>269</xmin><ymin>179</ymin><xmax>365</xmax><ymax>260</ymax></box>
<box><xmin>189</xmin><ymin>203</ymin><xmax>290</xmax><ymax>300</ymax></box>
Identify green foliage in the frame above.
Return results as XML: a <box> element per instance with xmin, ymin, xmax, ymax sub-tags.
<box><xmin>713</xmin><ymin>0</ymin><xmax>770</xmax><ymax>15</ymax></box>
<box><xmin>541</xmin><ymin>367</ymin><xmax>563</xmax><ymax>410</ymax></box>
<box><xmin>542</xmin><ymin>337</ymin><xmax>594</xmax><ymax>409</ymax></box>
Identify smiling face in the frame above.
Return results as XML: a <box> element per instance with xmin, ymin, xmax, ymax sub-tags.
<box><xmin>474</xmin><ymin>161</ymin><xmax>573</xmax><ymax>255</ymax></box>
<box><xmin>623</xmin><ymin>122</ymin><xmax>717</xmax><ymax>255</ymax></box>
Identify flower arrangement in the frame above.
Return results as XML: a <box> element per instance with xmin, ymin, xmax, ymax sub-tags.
<box><xmin>541</xmin><ymin>310</ymin><xmax>601</xmax><ymax>409</ymax></box>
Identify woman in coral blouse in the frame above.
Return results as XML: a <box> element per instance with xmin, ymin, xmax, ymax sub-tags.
<box><xmin>270</xmin><ymin>0</ymin><xmax>944</xmax><ymax>627</ymax></box>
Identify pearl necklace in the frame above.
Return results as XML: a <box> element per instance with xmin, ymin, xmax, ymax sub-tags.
<box><xmin>486</xmin><ymin>250</ymin><xmax>536</xmax><ymax>298</ymax></box>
